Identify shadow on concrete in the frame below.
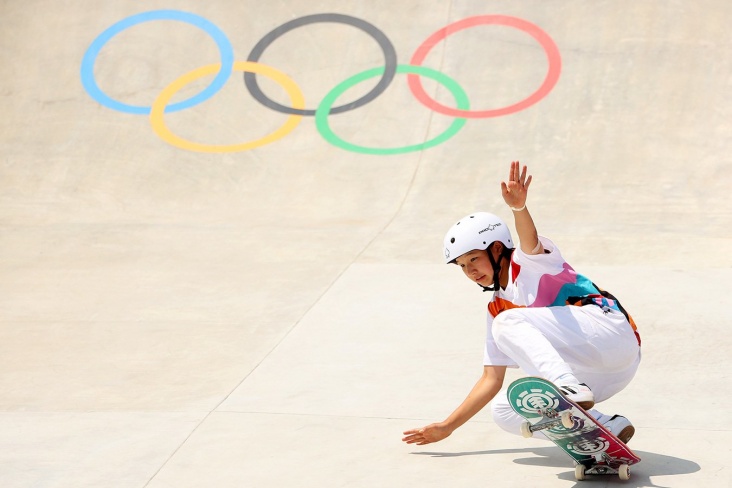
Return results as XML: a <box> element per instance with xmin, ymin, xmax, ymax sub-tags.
<box><xmin>412</xmin><ymin>448</ymin><xmax>700</xmax><ymax>487</ymax></box>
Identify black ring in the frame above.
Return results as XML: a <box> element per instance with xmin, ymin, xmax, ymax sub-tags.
<box><xmin>244</xmin><ymin>13</ymin><xmax>397</xmax><ymax>116</ymax></box>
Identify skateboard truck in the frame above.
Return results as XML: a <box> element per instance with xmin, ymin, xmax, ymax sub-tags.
<box><xmin>520</xmin><ymin>408</ymin><xmax>574</xmax><ymax>438</ymax></box>
<box><xmin>575</xmin><ymin>454</ymin><xmax>631</xmax><ymax>481</ymax></box>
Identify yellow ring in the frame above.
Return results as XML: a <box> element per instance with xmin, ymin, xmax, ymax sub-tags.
<box><xmin>150</xmin><ymin>61</ymin><xmax>304</xmax><ymax>153</ymax></box>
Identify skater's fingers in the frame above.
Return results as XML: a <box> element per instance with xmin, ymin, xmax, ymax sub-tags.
<box><xmin>402</xmin><ymin>428</ymin><xmax>424</xmax><ymax>442</ymax></box>
<box><xmin>524</xmin><ymin>174</ymin><xmax>532</xmax><ymax>191</ymax></box>
<box><xmin>512</xmin><ymin>161</ymin><xmax>519</xmax><ymax>182</ymax></box>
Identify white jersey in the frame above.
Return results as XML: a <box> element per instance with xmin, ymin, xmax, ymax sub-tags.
<box><xmin>483</xmin><ymin>236</ymin><xmax>639</xmax><ymax>366</ymax></box>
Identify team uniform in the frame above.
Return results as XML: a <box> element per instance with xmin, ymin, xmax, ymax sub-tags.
<box><xmin>483</xmin><ymin>235</ymin><xmax>641</xmax><ymax>436</ymax></box>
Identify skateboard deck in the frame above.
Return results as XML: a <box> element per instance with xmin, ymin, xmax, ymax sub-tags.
<box><xmin>507</xmin><ymin>376</ymin><xmax>640</xmax><ymax>481</ymax></box>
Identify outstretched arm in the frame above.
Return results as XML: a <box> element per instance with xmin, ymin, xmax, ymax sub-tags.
<box><xmin>402</xmin><ymin>366</ymin><xmax>506</xmax><ymax>445</ymax></box>
<box><xmin>501</xmin><ymin>161</ymin><xmax>543</xmax><ymax>255</ymax></box>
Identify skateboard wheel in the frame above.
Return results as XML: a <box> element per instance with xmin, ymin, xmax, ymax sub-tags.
<box><xmin>619</xmin><ymin>464</ymin><xmax>630</xmax><ymax>481</ymax></box>
<box><xmin>561</xmin><ymin>410</ymin><xmax>574</xmax><ymax>429</ymax></box>
<box><xmin>520</xmin><ymin>421</ymin><xmax>533</xmax><ymax>438</ymax></box>
<box><xmin>574</xmin><ymin>464</ymin><xmax>586</xmax><ymax>481</ymax></box>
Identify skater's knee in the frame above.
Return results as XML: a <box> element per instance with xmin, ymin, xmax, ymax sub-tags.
<box><xmin>492</xmin><ymin>395</ymin><xmax>548</xmax><ymax>440</ymax></box>
<box><xmin>491</xmin><ymin>398</ymin><xmax>518</xmax><ymax>435</ymax></box>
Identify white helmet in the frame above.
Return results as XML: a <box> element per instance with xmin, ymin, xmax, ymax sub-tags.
<box><xmin>443</xmin><ymin>212</ymin><xmax>513</xmax><ymax>264</ymax></box>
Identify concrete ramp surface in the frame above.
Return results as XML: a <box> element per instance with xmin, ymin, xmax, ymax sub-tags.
<box><xmin>1</xmin><ymin>1</ymin><xmax>730</xmax><ymax>486</ymax></box>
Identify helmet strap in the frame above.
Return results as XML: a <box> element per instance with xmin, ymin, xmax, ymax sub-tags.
<box><xmin>479</xmin><ymin>245</ymin><xmax>515</xmax><ymax>292</ymax></box>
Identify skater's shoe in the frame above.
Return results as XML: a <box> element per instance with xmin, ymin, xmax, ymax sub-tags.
<box><xmin>558</xmin><ymin>383</ymin><xmax>595</xmax><ymax>410</ymax></box>
<box><xmin>603</xmin><ymin>415</ymin><xmax>635</xmax><ymax>444</ymax></box>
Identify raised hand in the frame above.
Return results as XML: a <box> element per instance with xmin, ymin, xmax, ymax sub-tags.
<box><xmin>501</xmin><ymin>161</ymin><xmax>532</xmax><ymax>211</ymax></box>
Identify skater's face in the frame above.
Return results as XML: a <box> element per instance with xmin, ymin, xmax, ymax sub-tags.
<box><xmin>455</xmin><ymin>249</ymin><xmax>495</xmax><ymax>287</ymax></box>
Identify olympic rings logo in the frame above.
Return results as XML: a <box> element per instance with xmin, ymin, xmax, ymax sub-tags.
<box><xmin>81</xmin><ymin>11</ymin><xmax>561</xmax><ymax>155</ymax></box>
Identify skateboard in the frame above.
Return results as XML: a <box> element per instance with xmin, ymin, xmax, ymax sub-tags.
<box><xmin>507</xmin><ymin>376</ymin><xmax>640</xmax><ymax>481</ymax></box>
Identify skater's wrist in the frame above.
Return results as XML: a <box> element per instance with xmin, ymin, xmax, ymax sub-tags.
<box><xmin>439</xmin><ymin>419</ymin><xmax>457</xmax><ymax>434</ymax></box>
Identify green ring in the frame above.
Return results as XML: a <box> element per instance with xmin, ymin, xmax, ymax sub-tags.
<box><xmin>315</xmin><ymin>65</ymin><xmax>469</xmax><ymax>155</ymax></box>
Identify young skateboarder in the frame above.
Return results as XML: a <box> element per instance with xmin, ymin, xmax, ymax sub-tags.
<box><xmin>402</xmin><ymin>161</ymin><xmax>641</xmax><ymax>446</ymax></box>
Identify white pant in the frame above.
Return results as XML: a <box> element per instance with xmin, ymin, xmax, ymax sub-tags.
<box><xmin>490</xmin><ymin>305</ymin><xmax>641</xmax><ymax>437</ymax></box>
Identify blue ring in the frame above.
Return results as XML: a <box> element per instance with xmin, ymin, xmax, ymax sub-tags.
<box><xmin>80</xmin><ymin>10</ymin><xmax>234</xmax><ymax>114</ymax></box>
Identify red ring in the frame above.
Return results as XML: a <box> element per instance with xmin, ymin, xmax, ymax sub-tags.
<box><xmin>408</xmin><ymin>15</ymin><xmax>561</xmax><ymax>118</ymax></box>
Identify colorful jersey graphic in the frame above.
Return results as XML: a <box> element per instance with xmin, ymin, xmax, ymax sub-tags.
<box><xmin>494</xmin><ymin>237</ymin><xmax>606</xmax><ymax>311</ymax></box>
